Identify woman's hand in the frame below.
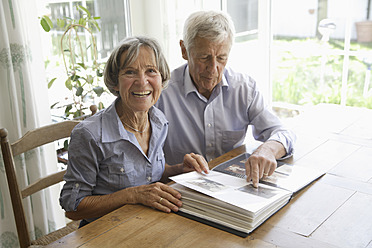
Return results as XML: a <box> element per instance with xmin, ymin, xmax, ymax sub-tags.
<box><xmin>161</xmin><ymin>153</ymin><xmax>209</xmax><ymax>182</ymax></box>
<box><xmin>182</xmin><ymin>153</ymin><xmax>209</xmax><ymax>174</ymax></box>
<box><xmin>66</xmin><ymin>182</ymin><xmax>183</xmax><ymax>219</ymax></box>
<box><xmin>130</xmin><ymin>182</ymin><xmax>182</xmax><ymax>213</ymax></box>
<box><xmin>144</xmin><ymin>153</ymin><xmax>207</xmax><ymax>213</ymax></box>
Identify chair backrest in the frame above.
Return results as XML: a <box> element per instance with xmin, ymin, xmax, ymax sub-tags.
<box><xmin>0</xmin><ymin>120</ymin><xmax>80</xmax><ymax>248</ymax></box>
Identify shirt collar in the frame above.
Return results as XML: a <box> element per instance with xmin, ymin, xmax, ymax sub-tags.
<box><xmin>183</xmin><ymin>65</ymin><xmax>229</xmax><ymax>99</ymax></box>
<box><xmin>184</xmin><ymin>66</ymin><xmax>197</xmax><ymax>96</ymax></box>
<box><xmin>101</xmin><ymin>99</ymin><xmax>127</xmax><ymax>143</ymax></box>
<box><xmin>101</xmin><ymin>98</ymin><xmax>168</xmax><ymax>143</ymax></box>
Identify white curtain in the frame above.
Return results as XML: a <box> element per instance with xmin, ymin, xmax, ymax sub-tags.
<box><xmin>0</xmin><ymin>0</ymin><xmax>67</xmax><ymax>247</ymax></box>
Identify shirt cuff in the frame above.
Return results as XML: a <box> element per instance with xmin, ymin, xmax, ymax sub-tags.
<box><xmin>268</xmin><ymin>130</ymin><xmax>296</xmax><ymax>160</ymax></box>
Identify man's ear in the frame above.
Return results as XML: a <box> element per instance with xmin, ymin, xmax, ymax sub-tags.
<box><xmin>180</xmin><ymin>40</ymin><xmax>188</xmax><ymax>60</ymax></box>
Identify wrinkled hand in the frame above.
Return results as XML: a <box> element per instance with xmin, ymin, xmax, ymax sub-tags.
<box><xmin>132</xmin><ymin>182</ymin><xmax>182</xmax><ymax>213</ymax></box>
<box><xmin>245</xmin><ymin>146</ymin><xmax>277</xmax><ymax>188</ymax></box>
<box><xmin>183</xmin><ymin>153</ymin><xmax>209</xmax><ymax>174</ymax></box>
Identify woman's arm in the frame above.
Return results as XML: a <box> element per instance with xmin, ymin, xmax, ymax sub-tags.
<box><xmin>65</xmin><ymin>182</ymin><xmax>183</xmax><ymax>220</ymax></box>
<box><xmin>160</xmin><ymin>153</ymin><xmax>209</xmax><ymax>182</ymax></box>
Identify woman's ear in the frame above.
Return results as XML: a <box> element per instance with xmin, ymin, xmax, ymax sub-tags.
<box><xmin>180</xmin><ymin>40</ymin><xmax>188</xmax><ymax>60</ymax></box>
<box><xmin>113</xmin><ymin>84</ymin><xmax>119</xmax><ymax>93</ymax></box>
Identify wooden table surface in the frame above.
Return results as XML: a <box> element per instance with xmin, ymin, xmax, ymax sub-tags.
<box><xmin>47</xmin><ymin>104</ymin><xmax>372</xmax><ymax>248</ymax></box>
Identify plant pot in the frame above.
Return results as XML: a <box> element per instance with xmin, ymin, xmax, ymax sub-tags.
<box><xmin>356</xmin><ymin>21</ymin><xmax>372</xmax><ymax>42</ymax></box>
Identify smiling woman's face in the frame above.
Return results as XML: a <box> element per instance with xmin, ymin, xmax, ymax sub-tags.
<box><xmin>114</xmin><ymin>46</ymin><xmax>162</xmax><ymax>113</ymax></box>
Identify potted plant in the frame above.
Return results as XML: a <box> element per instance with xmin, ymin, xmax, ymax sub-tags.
<box><xmin>40</xmin><ymin>5</ymin><xmax>106</xmax><ymax>119</ymax></box>
<box><xmin>356</xmin><ymin>0</ymin><xmax>372</xmax><ymax>42</ymax></box>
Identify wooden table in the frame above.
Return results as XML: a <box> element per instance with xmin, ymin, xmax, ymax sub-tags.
<box><xmin>47</xmin><ymin>104</ymin><xmax>372</xmax><ymax>248</ymax></box>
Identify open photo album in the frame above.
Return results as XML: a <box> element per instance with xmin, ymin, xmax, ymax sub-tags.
<box><xmin>170</xmin><ymin>153</ymin><xmax>325</xmax><ymax>237</ymax></box>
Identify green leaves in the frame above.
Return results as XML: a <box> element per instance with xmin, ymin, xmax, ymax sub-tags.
<box><xmin>98</xmin><ymin>102</ymin><xmax>104</xmax><ymax>110</ymax></box>
<box><xmin>50</xmin><ymin>102</ymin><xmax>59</xmax><ymax>109</ymax></box>
<box><xmin>78</xmin><ymin>17</ymin><xmax>86</xmax><ymax>26</ymax></box>
<box><xmin>56</xmin><ymin>19</ymin><xmax>65</xmax><ymax>29</ymax></box>
<box><xmin>40</xmin><ymin>15</ymin><xmax>53</xmax><ymax>32</ymax></box>
<box><xmin>70</xmin><ymin>74</ymin><xmax>80</xmax><ymax>82</ymax></box>
<box><xmin>40</xmin><ymin>4</ymin><xmax>106</xmax><ymax>120</ymax></box>
<box><xmin>63</xmin><ymin>140</ymin><xmax>69</xmax><ymax>150</ymax></box>
<box><xmin>77</xmin><ymin>5</ymin><xmax>90</xmax><ymax>17</ymax></box>
<box><xmin>89</xmin><ymin>17</ymin><xmax>101</xmax><ymax>32</ymax></box>
<box><xmin>76</xmin><ymin>86</ymin><xmax>83</xmax><ymax>96</ymax></box>
<box><xmin>86</xmin><ymin>75</ymin><xmax>94</xmax><ymax>84</ymax></box>
<box><xmin>96</xmin><ymin>69</ymin><xmax>103</xmax><ymax>77</ymax></box>
<box><xmin>65</xmin><ymin>104</ymin><xmax>72</xmax><ymax>114</ymax></box>
<box><xmin>93</xmin><ymin>86</ymin><xmax>104</xmax><ymax>97</ymax></box>
<box><xmin>65</xmin><ymin>78</ymin><xmax>72</xmax><ymax>90</ymax></box>
<box><xmin>48</xmin><ymin>78</ymin><xmax>57</xmax><ymax>89</ymax></box>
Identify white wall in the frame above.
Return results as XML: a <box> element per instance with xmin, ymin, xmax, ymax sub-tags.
<box><xmin>129</xmin><ymin>0</ymin><xmax>165</xmax><ymax>45</ymax></box>
<box><xmin>129</xmin><ymin>0</ymin><xmax>221</xmax><ymax>68</ymax></box>
<box><xmin>272</xmin><ymin>0</ymin><xmax>318</xmax><ymax>38</ymax></box>
<box><xmin>272</xmin><ymin>0</ymin><xmax>366</xmax><ymax>40</ymax></box>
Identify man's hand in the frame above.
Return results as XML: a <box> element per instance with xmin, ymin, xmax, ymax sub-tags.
<box><xmin>245</xmin><ymin>141</ymin><xmax>286</xmax><ymax>187</ymax></box>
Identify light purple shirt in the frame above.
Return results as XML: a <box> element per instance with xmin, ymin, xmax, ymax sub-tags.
<box><xmin>156</xmin><ymin>64</ymin><xmax>295</xmax><ymax>165</ymax></box>
<box><xmin>60</xmin><ymin>99</ymin><xmax>168</xmax><ymax>212</ymax></box>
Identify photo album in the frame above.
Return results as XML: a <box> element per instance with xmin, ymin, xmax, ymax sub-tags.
<box><xmin>170</xmin><ymin>153</ymin><xmax>325</xmax><ymax>237</ymax></box>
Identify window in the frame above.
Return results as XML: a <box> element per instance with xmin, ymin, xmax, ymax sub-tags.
<box><xmin>37</xmin><ymin>0</ymin><xmax>130</xmax><ymax>120</ymax></box>
<box><xmin>227</xmin><ymin>0</ymin><xmax>258</xmax><ymax>36</ymax></box>
<box><xmin>271</xmin><ymin>0</ymin><xmax>372</xmax><ymax>110</ymax></box>
<box><xmin>38</xmin><ymin>0</ymin><xmax>372</xmax><ymax>122</ymax></box>
<box><xmin>39</xmin><ymin>0</ymin><xmax>130</xmax><ymax>60</ymax></box>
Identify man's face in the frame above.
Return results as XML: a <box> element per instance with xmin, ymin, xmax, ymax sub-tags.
<box><xmin>181</xmin><ymin>36</ymin><xmax>231</xmax><ymax>99</ymax></box>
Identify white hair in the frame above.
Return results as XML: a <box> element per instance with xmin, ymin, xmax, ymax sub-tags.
<box><xmin>182</xmin><ymin>10</ymin><xmax>235</xmax><ymax>51</ymax></box>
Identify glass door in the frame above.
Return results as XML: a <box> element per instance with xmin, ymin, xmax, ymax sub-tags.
<box><xmin>271</xmin><ymin>0</ymin><xmax>372</xmax><ymax>110</ymax></box>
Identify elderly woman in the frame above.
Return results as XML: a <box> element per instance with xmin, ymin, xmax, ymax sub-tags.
<box><xmin>60</xmin><ymin>36</ymin><xmax>209</xmax><ymax>227</ymax></box>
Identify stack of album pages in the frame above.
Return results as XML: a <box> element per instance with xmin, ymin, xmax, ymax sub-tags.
<box><xmin>170</xmin><ymin>153</ymin><xmax>324</xmax><ymax>237</ymax></box>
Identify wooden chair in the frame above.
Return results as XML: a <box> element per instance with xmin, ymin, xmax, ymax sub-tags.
<box><xmin>0</xmin><ymin>121</ymin><xmax>80</xmax><ymax>248</ymax></box>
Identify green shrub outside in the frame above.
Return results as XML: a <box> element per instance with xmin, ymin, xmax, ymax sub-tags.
<box><xmin>272</xmin><ymin>37</ymin><xmax>372</xmax><ymax>109</ymax></box>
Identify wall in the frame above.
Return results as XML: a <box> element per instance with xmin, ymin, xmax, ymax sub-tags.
<box><xmin>129</xmin><ymin>0</ymin><xmax>165</xmax><ymax>47</ymax></box>
<box><xmin>272</xmin><ymin>0</ymin><xmax>366</xmax><ymax>40</ymax></box>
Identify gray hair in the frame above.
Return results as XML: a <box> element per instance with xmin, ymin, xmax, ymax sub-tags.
<box><xmin>182</xmin><ymin>10</ymin><xmax>235</xmax><ymax>51</ymax></box>
<box><xmin>104</xmin><ymin>36</ymin><xmax>170</xmax><ymax>96</ymax></box>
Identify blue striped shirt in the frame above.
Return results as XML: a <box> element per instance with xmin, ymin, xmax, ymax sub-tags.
<box><xmin>60</xmin><ymin>99</ymin><xmax>168</xmax><ymax>211</ymax></box>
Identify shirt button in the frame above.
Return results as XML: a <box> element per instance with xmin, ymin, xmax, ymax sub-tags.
<box><xmin>147</xmin><ymin>176</ymin><xmax>152</xmax><ymax>182</ymax></box>
<box><xmin>120</xmin><ymin>168</ymin><xmax>124</xmax><ymax>173</ymax></box>
<box><xmin>209</xmin><ymin>143</ymin><xmax>213</xmax><ymax>147</ymax></box>
<box><xmin>207</xmin><ymin>123</ymin><xmax>212</xmax><ymax>127</ymax></box>
<box><xmin>75</xmin><ymin>183</ymin><xmax>79</xmax><ymax>188</ymax></box>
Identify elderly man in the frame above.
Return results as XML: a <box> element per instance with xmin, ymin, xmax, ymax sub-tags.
<box><xmin>156</xmin><ymin>10</ymin><xmax>295</xmax><ymax>187</ymax></box>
